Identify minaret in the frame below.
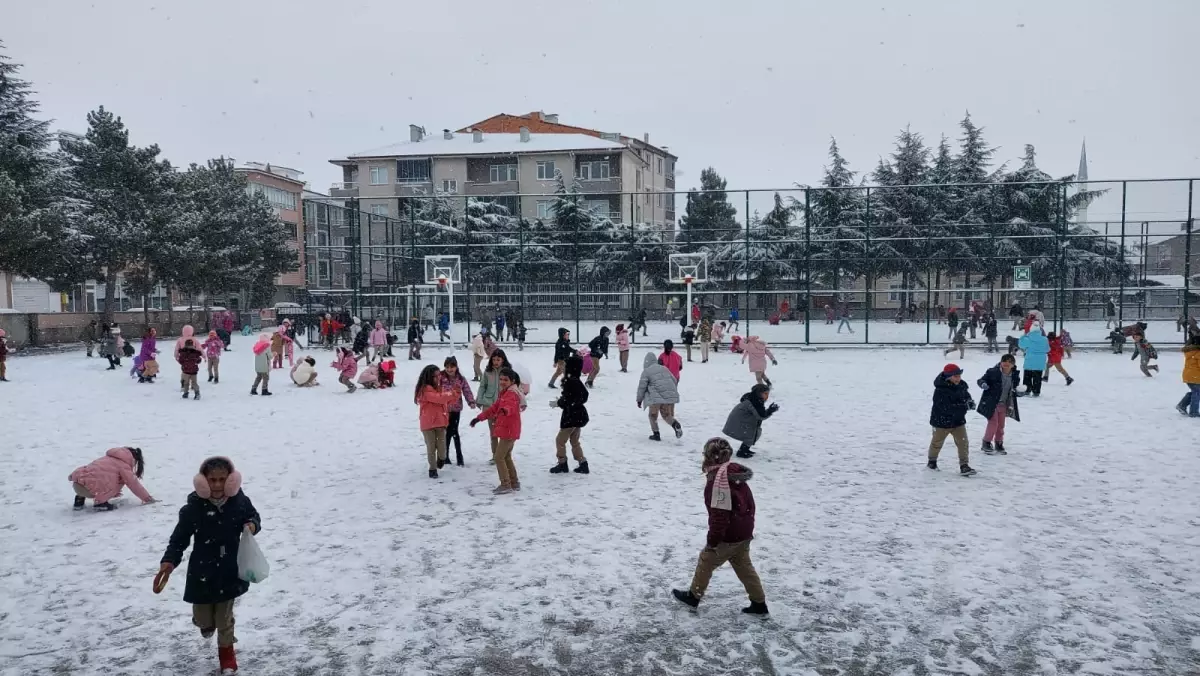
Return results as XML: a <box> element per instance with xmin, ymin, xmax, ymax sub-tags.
<box><xmin>1075</xmin><ymin>139</ymin><xmax>1089</xmax><ymax>226</ymax></box>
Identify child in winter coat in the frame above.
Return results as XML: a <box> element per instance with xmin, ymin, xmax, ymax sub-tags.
<box><xmin>730</xmin><ymin>334</ymin><xmax>744</xmax><ymax>354</ymax></box>
<box><xmin>741</xmin><ymin>336</ymin><xmax>777</xmax><ymax>387</ymax></box>
<box><xmin>586</xmin><ymin>327</ymin><xmax>610</xmax><ymax>387</ymax></box>
<box><xmin>202</xmin><ymin>330</ymin><xmax>224</xmax><ymax>383</ymax></box>
<box><xmin>928</xmin><ymin>364</ymin><xmax>977</xmax><ymax>476</ymax></box>
<box><xmin>1006</xmin><ymin>334</ymin><xmax>1022</xmax><ymax>356</ymax></box>
<box><xmin>697</xmin><ymin>318</ymin><xmax>713</xmax><ymax>362</ymax></box>
<box><xmin>178</xmin><ymin>338</ymin><xmax>204</xmax><ymax>400</ymax></box>
<box><xmin>416</xmin><ymin>365</ymin><xmax>458</xmax><ymax>477</ymax></box>
<box><xmin>1043</xmin><ymin>332</ymin><xmax>1074</xmax><ymax>385</ymax></box>
<box><xmin>516</xmin><ymin>322</ymin><xmax>529</xmax><ymax>351</ymax></box>
<box><xmin>332</xmin><ymin>346</ymin><xmax>359</xmax><ymax>392</ymax></box>
<box><xmin>270</xmin><ymin>331</ymin><xmax>285</xmax><ymax>369</ymax></box>
<box><xmin>548</xmin><ymin>328</ymin><xmax>576</xmax><ymax>389</ymax></box>
<box><xmin>357</xmin><ymin>363</ymin><xmax>381</xmax><ymax>389</ymax></box>
<box><xmin>671</xmin><ymin>438</ymin><xmax>767</xmax><ymax>615</ymax></box>
<box><xmin>132</xmin><ymin>328</ymin><xmax>159</xmax><ymax>382</ymax></box>
<box><xmin>681</xmin><ymin>324</ymin><xmax>697</xmax><ymax>362</ymax></box>
<box><xmin>291</xmin><ymin>356</ymin><xmax>319</xmax><ymax>387</ymax></box>
<box><xmin>69</xmin><ymin>446</ymin><xmax>154</xmax><ymax>511</ymax></box>
<box><xmin>723</xmin><ymin>384</ymin><xmax>778</xmax><ymax>459</ymax></box>
<box><xmin>946</xmin><ymin>308</ymin><xmax>960</xmax><ymax>340</ymax></box>
<box><xmin>470</xmin><ymin>329</ymin><xmax>489</xmax><ymax>381</ymax></box>
<box><xmin>439</xmin><ymin>356</ymin><xmax>476</xmax><ymax>467</ymax></box>
<box><xmin>369</xmin><ymin>320</ymin><xmax>388</xmax><ymax>363</ymax></box>
<box><xmin>615</xmin><ymin>324</ymin><xmax>632</xmax><ymax>372</ymax></box>
<box><xmin>157</xmin><ymin>456</ymin><xmax>260</xmax><ymax>675</ymax></box>
<box><xmin>1018</xmin><ymin>329</ymin><xmax>1049</xmax><ymax>396</ymax></box>
<box><xmin>1177</xmin><ymin>335</ymin><xmax>1200</xmax><ymax>417</ymax></box>
<box><xmin>1060</xmin><ymin>329</ymin><xmax>1074</xmax><ymax>358</ymax></box>
<box><xmin>352</xmin><ymin>321</ymin><xmax>370</xmax><ymax>358</ymax></box>
<box><xmin>407</xmin><ymin>318</ymin><xmax>423</xmax><ymax>360</ymax></box>
<box><xmin>0</xmin><ymin>328</ymin><xmax>8</xmax><ymax>381</ymax></box>
<box><xmin>659</xmin><ymin>339</ymin><xmax>684</xmax><ymax>381</ymax></box>
<box><xmin>251</xmin><ymin>334</ymin><xmax>273</xmax><ymax>396</ymax></box>
<box><xmin>349</xmin><ymin>317</ymin><xmax>362</xmax><ymax>346</ymax></box>
<box><xmin>984</xmin><ymin>315</ymin><xmax>999</xmax><ymax>353</ymax></box>
<box><xmin>470</xmin><ymin>367</ymin><xmax>526</xmax><ymax>494</ymax></box>
<box><xmin>550</xmin><ymin>355</ymin><xmax>590</xmax><ymax>474</ymax></box>
<box><xmin>638</xmin><ymin>351</ymin><xmax>683</xmax><ymax>441</ymax></box>
<box><xmin>476</xmin><ymin>349</ymin><xmax>512</xmax><ymax>458</ymax></box>
<box><xmin>977</xmin><ymin>354</ymin><xmax>1022</xmax><ymax>455</ymax></box>
<box><xmin>944</xmin><ymin>323</ymin><xmax>969</xmax><ymax>359</ymax></box>
<box><xmin>712</xmin><ymin>321</ymin><xmax>726</xmax><ymax>352</ymax></box>
<box><xmin>378</xmin><ymin>359</ymin><xmax>395</xmax><ymax>388</ymax></box>
<box><xmin>1131</xmin><ymin>332</ymin><xmax>1159</xmax><ymax>377</ymax></box>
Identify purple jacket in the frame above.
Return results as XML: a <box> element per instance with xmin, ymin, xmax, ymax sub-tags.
<box><xmin>439</xmin><ymin>371</ymin><xmax>477</xmax><ymax>412</ymax></box>
<box><xmin>138</xmin><ymin>335</ymin><xmax>157</xmax><ymax>365</ymax></box>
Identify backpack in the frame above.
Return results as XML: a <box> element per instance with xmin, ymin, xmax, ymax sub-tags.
<box><xmin>1145</xmin><ymin>342</ymin><xmax>1158</xmax><ymax>360</ymax></box>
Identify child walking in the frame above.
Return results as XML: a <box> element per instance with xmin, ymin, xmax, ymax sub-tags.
<box><xmin>1043</xmin><ymin>332</ymin><xmax>1074</xmax><ymax>385</ymax></box>
<box><xmin>369</xmin><ymin>320</ymin><xmax>388</xmax><ymax>363</ymax></box>
<box><xmin>332</xmin><ymin>346</ymin><xmax>359</xmax><ymax>392</ymax></box>
<box><xmin>157</xmin><ymin>456</ymin><xmax>261</xmax><ymax>675</ymax></box>
<box><xmin>741</xmin><ymin>336</ymin><xmax>777</xmax><ymax>387</ymax></box>
<box><xmin>1177</xmin><ymin>334</ymin><xmax>1200</xmax><ymax>417</ymax></box>
<box><xmin>1018</xmin><ymin>329</ymin><xmax>1049</xmax><ymax>396</ymax></box>
<box><xmin>550</xmin><ymin>355</ymin><xmax>590</xmax><ymax>474</ymax></box>
<box><xmin>638</xmin><ymin>351</ymin><xmax>683</xmax><ymax>441</ymax></box>
<box><xmin>470</xmin><ymin>367</ymin><xmax>526</xmax><ymax>494</ymax></box>
<box><xmin>944</xmin><ymin>323</ymin><xmax>969</xmax><ymax>359</ymax></box>
<box><xmin>250</xmin><ymin>334</ymin><xmax>272</xmax><ymax>395</ymax></box>
<box><xmin>977</xmin><ymin>354</ymin><xmax>1022</xmax><ymax>455</ymax></box>
<box><xmin>659</xmin><ymin>340</ymin><xmax>684</xmax><ymax>382</ymax></box>
<box><xmin>615</xmin><ymin>323</ymin><xmax>631</xmax><ymax>372</ymax></box>
<box><xmin>1131</xmin><ymin>331</ymin><xmax>1160</xmax><ymax>377</ymax></box>
<box><xmin>927</xmin><ymin>364</ymin><xmax>977</xmax><ymax>476</ymax></box>
<box><xmin>202</xmin><ymin>331</ymin><xmax>224</xmax><ymax>383</ymax></box>
<box><xmin>723</xmin><ymin>384</ymin><xmax>778</xmax><ymax>459</ymax></box>
<box><xmin>697</xmin><ymin>317</ymin><xmax>713</xmax><ymax>363</ymax></box>
<box><xmin>671</xmin><ymin>438</ymin><xmax>767</xmax><ymax>615</ymax></box>
<box><xmin>440</xmin><ymin>357</ymin><xmax>476</xmax><ymax>467</ymax></box>
<box><xmin>586</xmin><ymin>326</ymin><xmax>610</xmax><ymax>388</ymax></box>
<box><xmin>178</xmin><ymin>338</ymin><xmax>204</xmax><ymax>400</ymax></box>
<box><xmin>984</xmin><ymin>314</ymin><xmax>999</xmax><ymax>353</ymax></box>
<box><xmin>69</xmin><ymin>446</ymin><xmax>155</xmax><ymax>511</ymax></box>
<box><xmin>416</xmin><ymin>365</ymin><xmax>458</xmax><ymax>478</ymax></box>
<box><xmin>407</xmin><ymin>318</ymin><xmax>423</xmax><ymax>360</ymax></box>
<box><xmin>547</xmin><ymin>328</ymin><xmax>576</xmax><ymax>389</ymax></box>
<box><xmin>516</xmin><ymin>322</ymin><xmax>528</xmax><ymax>351</ymax></box>
<box><xmin>682</xmin><ymin>324</ymin><xmax>697</xmax><ymax>363</ymax></box>
<box><xmin>270</xmin><ymin>330</ymin><xmax>285</xmax><ymax>370</ymax></box>
<box><xmin>712</xmin><ymin>321</ymin><xmax>726</xmax><ymax>353</ymax></box>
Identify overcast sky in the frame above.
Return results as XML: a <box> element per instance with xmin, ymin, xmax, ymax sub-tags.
<box><xmin>5</xmin><ymin>0</ymin><xmax>1198</xmax><ymax>221</ymax></box>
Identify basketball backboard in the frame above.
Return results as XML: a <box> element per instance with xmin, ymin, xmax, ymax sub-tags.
<box><xmin>424</xmin><ymin>255</ymin><xmax>462</xmax><ymax>285</ymax></box>
<box><xmin>668</xmin><ymin>252</ymin><xmax>709</xmax><ymax>284</ymax></box>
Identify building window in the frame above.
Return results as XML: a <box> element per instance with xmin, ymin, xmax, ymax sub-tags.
<box><xmin>666</xmin><ymin>159</ymin><xmax>675</xmax><ymax>178</ymax></box>
<box><xmin>369</xmin><ymin>167</ymin><xmax>388</xmax><ymax>185</ymax></box>
<box><xmin>536</xmin><ymin>200</ymin><xmax>553</xmax><ymax>220</ymax></box>
<box><xmin>441</xmin><ymin>179</ymin><xmax>458</xmax><ymax>194</ymax></box>
<box><xmin>585</xmin><ymin>200</ymin><xmax>612</xmax><ymax>219</ymax></box>
<box><xmin>371</xmin><ymin>204</ymin><xmax>388</xmax><ymax>223</ymax></box>
<box><xmin>888</xmin><ymin>284</ymin><xmax>903</xmax><ymax>302</ymax></box>
<box><xmin>318</xmin><ymin>260</ymin><xmax>330</xmax><ymax>280</ymax></box>
<box><xmin>246</xmin><ymin>183</ymin><xmax>296</xmax><ymax>210</ymax></box>
<box><xmin>396</xmin><ymin>159</ymin><xmax>431</xmax><ymax>183</ymax></box>
<box><xmin>537</xmin><ymin>161</ymin><xmax>556</xmax><ymax>181</ymax></box>
<box><xmin>577</xmin><ymin>161</ymin><xmax>611</xmax><ymax>181</ymax></box>
<box><xmin>656</xmin><ymin>157</ymin><xmax>663</xmax><ymax>175</ymax></box>
<box><xmin>1156</xmin><ymin>247</ymin><xmax>1172</xmax><ymax>269</ymax></box>
<box><xmin>285</xmin><ymin>222</ymin><xmax>297</xmax><ymax>239</ymax></box>
<box><xmin>489</xmin><ymin>164</ymin><xmax>517</xmax><ymax>182</ymax></box>
<box><xmin>636</xmin><ymin>169</ymin><xmax>643</xmax><ymax>190</ymax></box>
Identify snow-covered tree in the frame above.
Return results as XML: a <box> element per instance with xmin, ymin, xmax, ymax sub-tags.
<box><xmin>871</xmin><ymin>127</ymin><xmax>934</xmax><ymax>304</ymax></box>
<box><xmin>678</xmin><ymin>167</ymin><xmax>740</xmax><ymax>250</ymax></box>
<box><xmin>807</xmin><ymin>139</ymin><xmax>867</xmax><ymax>291</ymax></box>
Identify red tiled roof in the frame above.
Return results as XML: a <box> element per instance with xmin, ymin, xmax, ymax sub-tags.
<box><xmin>456</xmin><ymin>112</ymin><xmax>603</xmax><ymax>138</ymax></box>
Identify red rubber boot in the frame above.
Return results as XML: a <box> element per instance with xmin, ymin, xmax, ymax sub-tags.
<box><xmin>218</xmin><ymin>645</ymin><xmax>238</xmax><ymax>673</ymax></box>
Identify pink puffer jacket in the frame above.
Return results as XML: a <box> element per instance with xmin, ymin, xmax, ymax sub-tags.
<box><xmin>741</xmin><ymin>336</ymin><xmax>775</xmax><ymax>373</ymax></box>
<box><xmin>68</xmin><ymin>447</ymin><xmax>152</xmax><ymax>504</ymax></box>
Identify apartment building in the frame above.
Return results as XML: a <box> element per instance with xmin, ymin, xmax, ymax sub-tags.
<box><xmin>234</xmin><ymin>162</ymin><xmax>307</xmax><ymax>302</ymax></box>
<box><xmin>330</xmin><ymin>112</ymin><xmax>678</xmax><ymax>229</ymax></box>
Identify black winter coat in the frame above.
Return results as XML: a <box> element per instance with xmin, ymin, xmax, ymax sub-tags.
<box><xmin>984</xmin><ymin>319</ymin><xmax>998</xmax><ymax>338</ymax></box>
<box><xmin>353</xmin><ymin>329</ymin><xmax>369</xmax><ymax>352</ymax></box>
<box><xmin>976</xmin><ymin>365</ymin><xmax>1021</xmax><ymax>421</ymax></box>
<box><xmin>588</xmin><ymin>334</ymin><xmax>609</xmax><ymax>359</ymax></box>
<box><xmin>407</xmin><ymin>324</ymin><xmax>423</xmax><ymax>344</ymax></box>
<box><xmin>553</xmin><ymin>338</ymin><xmax>576</xmax><ymax>363</ymax></box>
<box><xmin>681</xmin><ymin>328</ymin><xmax>696</xmax><ymax>346</ymax></box>
<box><xmin>162</xmin><ymin>491</ymin><xmax>262</xmax><ymax>605</ymax></box>
<box><xmin>929</xmin><ymin>373</ymin><xmax>974</xmax><ymax>428</ymax></box>
<box><xmin>947</xmin><ymin>311</ymin><xmax>959</xmax><ymax>327</ymax></box>
<box><xmin>556</xmin><ymin>377</ymin><xmax>590</xmax><ymax>428</ymax></box>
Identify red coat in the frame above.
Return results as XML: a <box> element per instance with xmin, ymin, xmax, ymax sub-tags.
<box><xmin>658</xmin><ymin>350</ymin><xmax>683</xmax><ymax>381</ymax></box>
<box><xmin>178</xmin><ymin>347</ymin><xmax>203</xmax><ymax>375</ymax></box>
<box><xmin>704</xmin><ymin>463</ymin><xmax>755</xmax><ymax>548</ymax></box>
<box><xmin>1047</xmin><ymin>336</ymin><xmax>1064</xmax><ymax>365</ymax></box>
<box><xmin>474</xmin><ymin>387</ymin><xmax>523</xmax><ymax>440</ymax></box>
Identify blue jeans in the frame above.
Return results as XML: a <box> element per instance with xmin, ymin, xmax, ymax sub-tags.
<box><xmin>1179</xmin><ymin>384</ymin><xmax>1200</xmax><ymax>417</ymax></box>
<box><xmin>837</xmin><ymin>318</ymin><xmax>852</xmax><ymax>333</ymax></box>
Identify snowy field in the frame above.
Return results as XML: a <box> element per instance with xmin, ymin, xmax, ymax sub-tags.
<box><xmin>2</xmin><ymin>340</ymin><xmax>1199</xmax><ymax>676</ymax></box>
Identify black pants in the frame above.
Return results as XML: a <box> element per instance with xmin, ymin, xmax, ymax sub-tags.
<box><xmin>447</xmin><ymin>411</ymin><xmax>463</xmax><ymax>462</ymax></box>
<box><xmin>1022</xmin><ymin>369</ymin><xmax>1043</xmax><ymax>395</ymax></box>
<box><xmin>106</xmin><ymin>355</ymin><xmax>120</xmax><ymax>367</ymax></box>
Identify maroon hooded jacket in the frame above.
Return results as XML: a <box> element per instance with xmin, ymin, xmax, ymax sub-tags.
<box><xmin>702</xmin><ymin>463</ymin><xmax>756</xmax><ymax>548</ymax></box>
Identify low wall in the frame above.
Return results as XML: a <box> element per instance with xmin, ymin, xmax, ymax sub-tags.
<box><xmin>1</xmin><ymin>311</ymin><xmax>213</xmax><ymax>349</ymax></box>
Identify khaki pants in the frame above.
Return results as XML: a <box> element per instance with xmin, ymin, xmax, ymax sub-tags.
<box><xmin>586</xmin><ymin>357</ymin><xmax>600</xmax><ymax>385</ymax></box>
<box><xmin>207</xmin><ymin>357</ymin><xmax>219</xmax><ymax>381</ymax></box>
<box><xmin>192</xmin><ymin>600</ymin><xmax>236</xmax><ymax>647</ymax></box>
<box><xmin>689</xmin><ymin>540</ymin><xmax>765</xmax><ymax>603</ymax></box>
<box><xmin>648</xmin><ymin>403</ymin><xmax>677</xmax><ymax>433</ymax></box>
<box><xmin>473</xmin><ymin>354</ymin><xmax>483</xmax><ymax>380</ymax></box>
<box><xmin>619</xmin><ymin>351</ymin><xmax>629</xmax><ymax>371</ymax></box>
<box><xmin>487</xmin><ymin>419</ymin><xmax>499</xmax><ymax>455</ymax></box>
<box><xmin>929</xmin><ymin>425</ymin><xmax>969</xmax><ymax>465</ymax></box>
<box><xmin>699</xmin><ymin>341</ymin><xmax>710</xmax><ymax>361</ymax></box>
<box><xmin>252</xmin><ymin>372</ymin><xmax>270</xmax><ymax>391</ymax></box>
<box><xmin>550</xmin><ymin>360</ymin><xmax>565</xmax><ymax>384</ymax></box>
<box><xmin>493</xmin><ymin>438</ymin><xmax>519</xmax><ymax>488</ymax></box>
<box><xmin>181</xmin><ymin>373</ymin><xmax>199</xmax><ymax>394</ymax></box>
<box><xmin>555</xmin><ymin>427</ymin><xmax>586</xmax><ymax>462</ymax></box>
<box><xmin>422</xmin><ymin>428</ymin><xmax>447</xmax><ymax>471</ymax></box>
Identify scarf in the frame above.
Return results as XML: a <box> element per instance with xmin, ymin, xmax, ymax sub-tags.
<box><xmin>708</xmin><ymin>461</ymin><xmax>733</xmax><ymax>511</ymax></box>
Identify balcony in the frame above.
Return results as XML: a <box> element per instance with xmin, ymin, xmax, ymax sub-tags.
<box><xmin>330</xmin><ymin>181</ymin><xmax>358</xmax><ymax>198</ymax></box>
<box><xmin>665</xmin><ymin>173</ymin><xmax>675</xmax><ymax>190</ymax></box>
<box><xmin>574</xmin><ymin>176</ymin><xmax>621</xmax><ymax>193</ymax></box>
<box><xmin>395</xmin><ymin>179</ymin><xmax>433</xmax><ymax>197</ymax></box>
<box><xmin>464</xmin><ymin>180</ymin><xmax>519</xmax><ymax>196</ymax></box>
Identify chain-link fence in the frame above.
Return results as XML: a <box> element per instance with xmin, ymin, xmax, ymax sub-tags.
<box><xmin>301</xmin><ymin>179</ymin><xmax>1198</xmax><ymax>346</ymax></box>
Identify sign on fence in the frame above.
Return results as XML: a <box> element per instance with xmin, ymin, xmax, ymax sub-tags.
<box><xmin>1013</xmin><ymin>265</ymin><xmax>1032</xmax><ymax>291</ymax></box>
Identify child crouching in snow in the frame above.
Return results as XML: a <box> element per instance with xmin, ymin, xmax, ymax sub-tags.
<box><xmin>470</xmin><ymin>368</ymin><xmax>525</xmax><ymax>494</ymax></box>
<box><xmin>723</xmin><ymin>384</ymin><xmax>778</xmax><ymax>459</ymax></box>
<box><xmin>378</xmin><ymin>359</ymin><xmax>396</xmax><ymax>388</ymax></box>
<box><xmin>202</xmin><ymin>331</ymin><xmax>224</xmax><ymax>384</ymax></box>
<box><xmin>671</xmin><ymin>438</ymin><xmax>767</xmax><ymax>615</ymax></box>
<box><xmin>291</xmin><ymin>356</ymin><xmax>319</xmax><ymax>387</ymax></box>
<box><xmin>69</xmin><ymin>446</ymin><xmax>155</xmax><ymax>511</ymax></box>
<box><xmin>358</xmin><ymin>363</ymin><xmax>381</xmax><ymax>389</ymax></box>
<box><xmin>156</xmin><ymin>457</ymin><xmax>261</xmax><ymax>675</ymax></box>
<box><xmin>332</xmin><ymin>346</ymin><xmax>360</xmax><ymax>392</ymax></box>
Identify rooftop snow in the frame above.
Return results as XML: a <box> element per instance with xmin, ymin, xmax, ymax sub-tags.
<box><xmin>342</xmin><ymin>133</ymin><xmax>627</xmax><ymax>160</ymax></box>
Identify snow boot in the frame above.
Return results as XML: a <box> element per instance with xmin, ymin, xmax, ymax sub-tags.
<box><xmin>585</xmin><ymin>381</ymin><xmax>593</xmax><ymax>389</ymax></box>
<box><xmin>764</xmin><ymin>377</ymin><xmax>773</xmax><ymax>388</ymax></box>
<box><xmin>1178</xmin><ymin>403</ymin><xmax>1190</xmax><ymax>416</ymax></box>
<box><xmin>73</xmin><ymin>495</ymin><xmax>86</xmax><ymax>511</ymax></box>
<box><xmin>182</xmin><ymin>392</ymin><xmax>189</xmax><ymax>399</ymax></box>
<box><xmin>437</xmin><ymin>458</ymin><xmax>447</xmax><ymax>469</ymax></box>
<box><xmin>994</xmin><ymin>442</ymin><xmax>1007</xmax><ymax>455</ymax></box>
<box><xmin>927</xmin><ymin>459</ymin><xmax>939</xmax><ymax>470</ymax></box>
<box><xmin>742</xmin><ymin>601</ymin><xmax>769</xmax><ymax>615</ymax></box>
<box><xmin>547</xmin><ymin>380</ymin><xmax>557</xmax><ymax>389</ymax></box>
<box><xmin>672</xmin><ymin>421</ymin><xmax>683</xmax><ymax>439</ymax></box>
<box><xmin>959</xmin><ymin>464</ymin><xmax>977</xmax><ymax>477</ymax></box>
<box><xmin>982</xmin><ymin>441</ymin><xmax>995</xmax><ymax>455</ymax></box>
<box><xmin>456</xmin><ymin>452</ymin><xmax>465</xmax><ymax>467</ymax></box>
<box><xmin>250</xmin><ymin>389</ymin><xmax>258</xmax><ymax>395</ymax></box>
<box><xmin>208</xmin><ymin>374</ymin><xmax>214</xmax><ymax>383</ymax></box>
<box><xmin>193</xmin><ymin>391</ymin><xmax>201</xmax><ymax>400</ymax></box>
<box><xmin>573</xmin><ymin>461</ymin><xmax>590</xmax><ymax>474</ymax></box>
<box><xmin>261</xmin><ymin>390</ymin><xmax>272</xmax><ymax>396</ymax></box>
<box><xmin>672</xmin><ymin>589</ymin><xmax>700</xmax><ymax>608</ymax></box>
<box><xmin>214</xmin><ymin>376</ymin><xmax>219</xmax><ymax>384</ymax></box>
<box><xmin>428</xmin><ymin>469</ymin><xmax>438</xmax><ymax>479</ymax></box>
<box><xmin>735</xmin><ymin>444</ymin><xmax>755</xmax><ymax>459</ymax></box>
<box><xmin>218</xmin><ymin>644</ymin><xmax>237</xmax><ymax>673</ymax></box>
<box><xmin>649</xmin><ymin>432</ymin><xmax>661</xmax><ymax>441</ymax></box>
<box><xmin>200</xmin><ymin>627</ymin><xmax>215</xmax><ymax>639</ymax></box>
<box><xmin>1066</xmin><ymin>376</ymin><xmax>1075</xmax><ymax>386</ymax></box>
<box><xmin>549</xmin><ymin>460</ymin><xmax>569</xmax><ymax>474</ymax></box>
<box><xmin>93</xmin><ymin>502</ymin><xmax>116</xmax><ymax>512</ymax></box>
<box><xmin>492</xmin><ymin>484</ymin><xmax>512</xmax><ymax>495</ymax></box>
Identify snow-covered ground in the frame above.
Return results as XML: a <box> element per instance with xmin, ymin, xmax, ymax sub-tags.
<box><xmin>2</xmin><ymin>340</ymin><xmax>1198</xmax><ymax>676</ymax></box>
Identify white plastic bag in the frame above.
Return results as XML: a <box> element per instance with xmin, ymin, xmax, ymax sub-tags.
<box><xmin>236</xmin><ymin>526</ymin><xmax>270</xmax><ymax>583</ymax></box>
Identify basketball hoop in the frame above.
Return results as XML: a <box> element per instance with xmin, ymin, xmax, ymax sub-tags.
<box><xmin>437</xmin><ymin>275</ymin><xmax>448</xmax><ymax>292</ymax></box>
<box><xmin>683</xmin><ymin>275</ymin><xmax>694</xmax><ymax>286</ymax></box>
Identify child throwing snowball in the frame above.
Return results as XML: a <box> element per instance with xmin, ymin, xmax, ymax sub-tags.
<box><xmin>157</xmin><ymin>456</ymin><xmax>261</xmax><ymax>675</ymax></box>
<box><xmin>69</xmin><ymin>446</ymin><xmax>154</xmax><ymax>511</ymax></box>
<box><xmin>470</xmin><ymin>367</ymin><xmax>526</xmax><ymax>494</ymax></box>
<box><xmin>741</xmin><ymin>336</ymin><xmax>777</xmax><ymax>388</ymax></box>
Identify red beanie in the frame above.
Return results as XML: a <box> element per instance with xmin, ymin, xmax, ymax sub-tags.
<box><xmin>942</xmin><ymin>363</ymin><xmax>963</xmax><ymax>376</ymax></box>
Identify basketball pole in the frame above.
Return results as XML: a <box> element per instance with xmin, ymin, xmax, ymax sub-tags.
<box><xmin>685</xmin><ymin>276</ymin><xmax>693</xmax><ymax>326</ymax></box>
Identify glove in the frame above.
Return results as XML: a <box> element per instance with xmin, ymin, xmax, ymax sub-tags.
<box><xmin>636</xmin><ymin>401</ymin><xmax>642</xmax><ymax>409</ymax></box>
<box><xmin>767</xmin><ymin>403</ymin><xmax>779</xmax><ymax>413</ymax></box>
<box><xmin>979</xmin><ymin>382</ymin><xmax>989</xmax><ymax>390</ymax></box>
<box><xmin>469</xmin><ymin>418</ymin><xmax>479</xmax><ymax>428</ymax></box>
<box><xmin>153</xmin><ymin>562</ymin><xmax>173</xmax><ymax>594</ymax></box>
<box><xmin>968</xmin><ymin>400</ymin><xmax>976</xmax><ymax>410</ymax></box>
<box><xmin>771</xmin><ymin>360</ymin><xmax>778</xmax><ymax>366</ymax></box>
<box><xmin>549</xmin><ymin>399</ymin><xmax>558</xmax><ymax>408</ymax></box>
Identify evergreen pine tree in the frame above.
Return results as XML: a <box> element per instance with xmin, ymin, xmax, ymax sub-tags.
<box><xmin>678</xmin><ymin>167</ymin><xmax>739</xmax><ymax>250</ymax></box>
<box><xmin>871</xmin><ymin>127</ymin><xmax>933</xmax><ymax>306</ymax></box>
<box><xmin>808</xmin><ymin>138</ymin><xmax>867</xmax><ymax>292</ymax></box>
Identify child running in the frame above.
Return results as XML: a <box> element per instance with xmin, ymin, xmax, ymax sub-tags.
<box><xmin>332</xmin><ymin>346</ymin><xmax>359</xmax><ymax>393</ymax></box>
<box><xmin>69</xmin><ymin>446</ymin><xmax>155</xmax><ymax>511</ymax></box>
<box><xmin>927</xmin><ymin>363</ymin><xmax>977</xmax><ymax>476</ymax></box>
<box><xmin>1043</xmin><ymin>332</ymin><xmax>1074</xmax><ymax>385</ymax></box>
<box><xmin>723</xmin><ymin>384</ymin><xmax>778</xmax><ymax>459</ymax></box>
<box><xmin>440</xmin><ymin>356</ymin><xmax>477</xmax><ymax>467</ymax></box>
<box><xmin>157</xmin><ymin>456</ymin><xmax>261</xmax><ymax>675</ymax></box>
<box><xmin>944</xmin><ymin>323</ymin><xmax>969</xmax><ymax>359</ymax></box>
<box><xmin>615</xmin><ymin>324</ymin><xmax>631</xmax><ymax>372</ymax></box>
<box><xmin>586</xmin><ymin>326</ymin><xmax>610</xmax><ymax>388</ymax></box>
<box><xmin>178</xmin><ymin>338</ymin><xmax>204</xmax><ymax>400</ymax></box>
<box><xmin>1131</xmin><ymin>331</ymin><xmax>1159</xmax><ymax>377</ymax></box>
<box><xmin>547</xmin><ymin>328</ymin><xmax>576</xmax><ymax>389</ymax></box>
<box><xmin>470</xmin><ymin>367</ymin><xmax>526</xmax><ymax>494</ymax></box>
<box><xmin>1177</xmin><ymin>334</ymin><xmax>1200</xmax><ymax>417</ymax></box>
<box><xmin>416</xmin><ymin>365</ymin><xmax>458</xmax><ymax>478</ymax></box>
<box><xmin>977</xmin><ymin>354</ymin><xmax>1022</xmax><ymax>455</ymax></box>
<box><xmin>671</xmin><ymin>438</ymin><xmax>767</xmax><ymax>615</ymax></box>
<box><xmin>741</xmin><ymin>336</ymin><xmax>777</xmax><ymax>388</ymax></box>
<box><xmin>638</xmin><ymin>351</ymin><xmax>682</xmax><ymax>441</ymax></box>
<box><xmin>549</xmin><ymin>355</ymin><xmax>590</xmax><ymax>474</ymax></box>
<box><xmin>202</xmin><ymin>330</ymin><xmax>224</xmax><ymax>384</ymax></box>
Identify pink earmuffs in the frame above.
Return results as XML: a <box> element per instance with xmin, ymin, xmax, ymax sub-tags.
<box><xmin>193</xmin><ymin>456</ymin><xmax>243</xmax><ymax>498</ymax></box>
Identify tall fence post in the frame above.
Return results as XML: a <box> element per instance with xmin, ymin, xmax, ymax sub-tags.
<box><xmin>1058</xmin><ymin>181</ymin><xmax>1068</xmax><ymax>333</ymax></box>
<box><xmin>573</xmin><ymin>213</ymin><xmax>580</xmax><ymax>340</ymax></box>
<box><xmin>925</xmin><ymin>225</ymin><xmax>933</xmax><ymax>345</ymax></box>
<box><xmin>1118</xmin><ymin>182</ymin><xmax>1127</xmax><ymax>327</ymax></box>
<box><xmin>463</xmin><ymin>200</ymin><xmax>471</xmax><ymax>333</ymax></box>
<box><xmin>744</xmin><ymin>190</ymin><xmax>751</xmax><ymax>336</ymax></box>
<box><xmin>864</xmin><ymin>187</ymin><xmax>871</xmax><ymax>344</ymax></box>
<box><xmin>804</xmin><ymin>189</ymin><xmax>811</xmax><ymax>346</ymax></box>
<box><xmin>1184</xmin><ymin>179</ymin><xmax>1194</xmax><ymax>328</ymax></box>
